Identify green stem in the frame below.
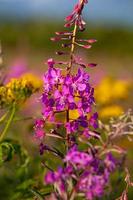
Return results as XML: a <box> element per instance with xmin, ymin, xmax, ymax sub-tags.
<box><xmin>0</xmin><ymin>104</ymin><xmax>16</xmax><ymax>142</ymax></box>
<box><xmin>0</xmin><ymin>111</ymin><xmax>9</xmax><ymax>124</ymax></box>
<box><xmin>67</xmin><ymin>23</ymin><xmax>78</xmax><ymax>73</ymax></box>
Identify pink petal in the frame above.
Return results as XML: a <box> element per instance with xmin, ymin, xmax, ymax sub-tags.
<box><xmin>88</xmin><ymin>63</ymin><xmax>97</xmax><ymax>67</ymax></box>
<box><xmin>82</xmin><ymin>45</ymin><xmax>92</xmax><ymax>49</ymax></box>
<box><xmin>55</xmin><ymin>31</ymin><xmax>72</xmax><ymax>36</ymax></box>
<box><xmin>78</xmin><ymin>83</ymin><xmax>86</xmax><ymax>91</ymax></box>
<box><xmin>47</xmin><ymin>58</ymin><xmax>55</xmax><ymax>67</ymax></box>
<box><xmin>65</xmin><ymin>14</ymin><xmax>74</xmax><ymax>22</ymax></box>
<box><xmin>50</xmin><ymin>37</ymin><xmax>61</xmax><ymax>42</ymax></box>
<box><xmin>54</xmin><ymin>90</ymin><xmax>61</xmax><ymax>98</ymax></box>
<box><xmin>87</xmin><ymin>39</ymin><xmax>97</xmax><ymax>44</ymax></box>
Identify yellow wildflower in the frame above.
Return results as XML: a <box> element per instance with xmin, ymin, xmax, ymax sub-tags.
<box><xmin>21</xmin><ymin>73</ymin><xmax>43</xmax><ymax>92</ymax></box>
<box><xmin>95</xmin><ymin>77</ymin><xmax>131</xmax><ymax>105</ymax></box>
<box><xmin>0</xmin><ymin>73</ymin><xmax>42</xmax><ymax>108</ymax></box>
<box><xmin>99</xmin><ymin>105</ymin><xmax>124</xmax><ymax>118</ymax></box>
<box><xmin>0</xmin><ymin>86</ymin><xmax>7</xmax><ymax>106</ymax></box>
<box><xmin>69</xmin><ymin>109</ymin><xmax>79</xmax><ymax>120</ymax></box>
<box><xmin>6</xmin><ymin>88</ymin><xmax>15</xmax><ymax>103</ymax></box>
<box><xmin>95</xmin><ymin>78</ymin><xmax>112</xmax><ymax>104</ymax></box>
<box><xmin>113</xmin><ymin>80</ymin><xmax>130</xmax><ymax>99</ymax></box>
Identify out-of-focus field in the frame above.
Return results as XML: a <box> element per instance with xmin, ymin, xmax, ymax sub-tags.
<box><xmin>1</xmin><ymin>21</ymin><xmax>133</xmax><ymax>71</ymax></box>
<box><xmin>0</xmin><ymin>21</ymin><xmax>133</xmax><ymax>199</ymax></box>
<box><xmin>1</xmin><ymin>22</ymin><xmax>133</xmax><ymax>116</ymax></box>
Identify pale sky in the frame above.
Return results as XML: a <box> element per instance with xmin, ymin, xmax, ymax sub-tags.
<box><xmin>0</xmin><ymin>0</ymin><xmax>133</xmax><ymax>26</ymax></box>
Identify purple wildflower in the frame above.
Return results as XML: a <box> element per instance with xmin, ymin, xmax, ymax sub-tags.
<box><xmin>64</xmin><ymin>146</ymin><xmax>93</xmax><ymax>169</ymax></box>
<box><xmin>35</xmin><ymin>119</ymin><xmax>44</xmax><ymax>129</ymax></box>
<box><xmin>45</xmin><ymin>167</ymin><xmax>63</xmax><ymax>184</ymax></box>
<box><xmin>41</xmin><ymin>61</ymin><xmax>97</xmax><ymax>138</ymax></box>
<box><xmin>34</xmin><ymin>129</ymin><xmax>45</xmax><ymax>140</ymax></box>
<box><xmin>39</xmin><ymin>143</ymin><xmax>45</xmax><ymax>155</ymax></box>
<box><xmin>45</xmin><ymin>167</ymin><xmax>67</xmax><ymax>198</ymax></box>
<box><xmin>104</xmin><ymin>153</ymin><xmax>116</xmax><ymax>172</ymax></box>
<box><xmin>33</xmin><ymin>0</ymin><xmax>123</xmax><ymax>199</ymax></box>
<box><xmin>78</xmin><ymin>172</ymin><xmax>106</xmax><ymax>200</ymax></box>
<box><xmin>65</xmin><ymin>0</ymin><xmax>88</xmax><ymax>30</ymax></box>
<box><xmin>89</xmin><ymin>112</ymin><xmax>99</xmax><ymax>129</ymax></box>
<box><xmin>47</xmin><ymin>58</ymin><xmax>55</xmax><ymax>67</ymax></box>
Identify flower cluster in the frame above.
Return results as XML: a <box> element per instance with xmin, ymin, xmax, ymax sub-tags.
<box><xmin>65</xmin><ymin>0</ymin><xmax>88</xmax><ymax>30</ymax></box>
<box><xmin>34</xmin><ymin>59</ymin><xmax>98</xmax><ymax>142</ymax></box>
<box><xmin>45</xmin><ymin>146</ymin><xmax>116</xmax><ymax>200</ymax></box>
<box><xmin>33</xmin><ymin>0</ymin><xmax>127</xmax><ymax>199</ymax></box>
<box><xmin>0</xmin><ymin>73</ymin><xmax>42</xmax><ymax>108</ymax></box>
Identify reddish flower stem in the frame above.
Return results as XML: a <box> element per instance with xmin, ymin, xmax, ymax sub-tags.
<box><xmin>67</xmin><ymin>23</ymin><xmax>78</xmax><ymax>73</ymax></box>
<box><xmin>66</xmin><ymin>0</ymin><xmax>84</xmax><ymax>150</ymax></box>
<box><xmin>67</xmin><ymin>0</ymin><xmax>84</xmax><ymax>74</ymax></box>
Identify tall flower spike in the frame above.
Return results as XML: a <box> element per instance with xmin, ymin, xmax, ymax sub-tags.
<box><xmin>50</xmin><ymin>0</ymin><xmax>97</xmax><ymax>73</ymax></box>
<box><xmin>66</xmin><ymin>0</ymin><xmax>88</xmax><ymax>73</ymax></box>
<box><xmin>36</xmin><ymin>0</ymin><xmax>99</xmax><ymax>155</ymax></box>
<box><xmin>32</xmin><ymin>1</ymin><xmax>124</xmax><ymax>199</ymax></box>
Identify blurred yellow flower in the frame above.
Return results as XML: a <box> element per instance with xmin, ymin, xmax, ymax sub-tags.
<box><xmin>21</xmin><ymin>73</ymin><xmax>43</xmax><ymax>92</ymax></box>
<box><xmin>113</xmin><ymin>80</ymin><xmax>130</xmax><ymax>99</ymax></box>
<box><xmin>69</xmin><ymin>109</ymin><xmax>79</xmax><ymax>120</ymax></box>
<box><xmin>99</xmin><ymin>105</ymin><xmax>124</xmax><ymax>118</ymax></box>
<box><xmin>0</xmin><ymin>73</ymin><xmax>42</xmax><ymax>108</ymax></box>
<box><xmin>95</xmin><ymin>78</ymin><xmax>112</xmax><ymax>104</ymax></box>
<box><xmin>95</xmin><ymin>77</ymin><xmax>131</xmax><ymax>105</ymax></box>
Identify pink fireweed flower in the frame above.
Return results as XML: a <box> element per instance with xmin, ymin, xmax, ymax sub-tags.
<box><xmin>64</xmin><ymin>146</ymin><xmax>93</xmax><ymax>169</ymax></box>
<box><xmin>89</xmin><ymin>112</ymin><xmax>99</xmax><ymax>129</ymax></box>
<box><xmin>35</xmin><ymin>119</ymin><xmax>44</xmax><ymax>129</ymax></box>
<box><xmin>47</xmin><ymin>58</ymin><xmax>55</xmax><ymax>67</ymax></box>
<box><xmin>33</xmin><ymin>0</ymin><xmax>128</xmax><ymax>199</ymax></box>
<box><xmin>34</xmin><ymin>119</ymin><xmax>45</xmax><ymax>140</ymax></box>
<box><xmin>41</xmin><ymin>60</ymin><xmax>97</xmax><ymax>137</ymax></box>
<box><xmin>65</xmin><ymin>0</ymin><xmax>88</xmax><ymax>30</ymax></box>
<box><xmin>45</xmin><ymin>167</ymin><xmax>67</xmax><ymax>196</ymax></box>
<box><xmin>45</xmin><ymin>150</ymin><xmax>116</xmax><ymax>199</ymax></box>
<box><xmin>45</xmin><ymin>167</ymin><xmax>63</xmax><ymax>184</ymax></box>
<box><xmin>34</xmin><ymin>129</ymin><xmax>45</xmax><ymax>140</ymax></box>
<box><xmin>104</xmin><ymin>153</ymin><xmax>116</xmax><ymax>172</ymax></box>
<box><xmin>78</xmin><ymin>172</ymin><xmax>107</xmax><ymax>200</ymax></box>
